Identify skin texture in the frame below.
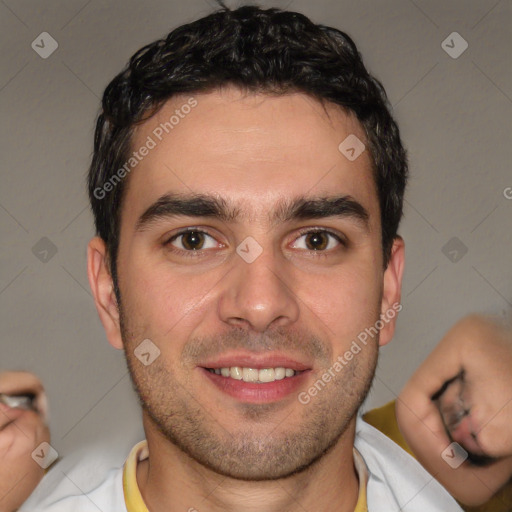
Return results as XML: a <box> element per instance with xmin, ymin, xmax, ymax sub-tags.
<box><xmin>0</xmin><ymin>371</ymin><xmax>50</xmax><ymax>512</ymax></box>
<box><xmin>88</xmin><ymin>86</ymin><xmax>404</xmax><ymax>512</ymax></box>
<box><xmin>396</xmin><ymin>314</ymin><xmax>512</xmax><ymax>506</ymax></box>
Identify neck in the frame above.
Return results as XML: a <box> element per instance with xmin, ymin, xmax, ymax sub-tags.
<box><xmin>136</xmin><ymin>416</ymin><xmax>360</xmax><ymax>512</ymax></box>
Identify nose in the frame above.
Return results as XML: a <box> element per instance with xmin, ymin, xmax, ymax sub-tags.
<box><xmin>217</xmin><ymin>244</ymin><xmax>300</xmax><ymax>332</ymax></box>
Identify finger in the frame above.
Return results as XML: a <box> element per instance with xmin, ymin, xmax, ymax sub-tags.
<box><xmin>34</xmin><ymin>388</ymin><xmax>49</xmax><ymax>422</ymax></box>
<box><xmin>0</xmin><ymin>371</ymin><xmax>49</xmax><ymax>422</ymax></box>
<box><xmin>0</xmin><ymin>406</ymin><xmax>50</xmax><ymax>457</ymax></box>
<box><xmin>0</xmin><ymin>401</ymin><xmax>26</xmax><ymax>430</ymax></box>
<box><xmin>0</xmin><ymin>371</ymin><xmax>45</xmax><ymax>396</ymax></box>
<box><xmin>434</xmin><ymin>374</ymin><xmax>468</xmax><ymax>433</ymax></box>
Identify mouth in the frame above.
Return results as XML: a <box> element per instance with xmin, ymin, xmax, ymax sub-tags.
<box><xmin>198</xmin><ymin>353</ymin><xmax>312</xmax><ymax>403</ymax></box>
<box><xmin>205</xmin><ymin>366</ymin><xmax>305</xmax><ymax>383</ymax></box>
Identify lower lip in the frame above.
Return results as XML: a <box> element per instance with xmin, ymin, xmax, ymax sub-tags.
<box><xmin>200</xmin><ymin>368</ymin><xmax>311</xmax><ymax>403</ymax></box>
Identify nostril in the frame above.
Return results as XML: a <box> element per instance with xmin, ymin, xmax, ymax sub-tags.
<box><xmin>227</xmin><ymin>317</ymin><xmax>250</xmax><ymax>328</ymax></box>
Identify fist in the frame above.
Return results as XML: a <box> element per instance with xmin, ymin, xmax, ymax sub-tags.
<box><xmin>0</xmin><ymin>371</ymin><xmax>51</xmax><ymax>512</ymax></box>
<box><xmin>396</xmin><ymin>314</ymin><xmax>512</xmax><ymax>506</ymax></box>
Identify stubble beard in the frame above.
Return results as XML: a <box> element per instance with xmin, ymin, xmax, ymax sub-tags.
<box><xmin>119</xmin><ymin>304</ymin><xmax>379</xmax><ymax>481</ymax></box>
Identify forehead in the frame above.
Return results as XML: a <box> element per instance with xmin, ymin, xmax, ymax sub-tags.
<box><xmin>123</xmin><ymin>86</ymin><xmax>378</xmax><ymax>225</ymax></box>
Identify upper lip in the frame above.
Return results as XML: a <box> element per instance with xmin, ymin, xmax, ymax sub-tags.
<box><xmin>199</xmin><ymin>352</ymin><xmax>312</xmax><ymax>371</ymax></box>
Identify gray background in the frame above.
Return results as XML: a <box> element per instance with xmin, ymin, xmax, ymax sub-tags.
<box><xmin>1</xmin><ymin>0</ymin><xmax>511</xmax><ymax>476</ymax></box>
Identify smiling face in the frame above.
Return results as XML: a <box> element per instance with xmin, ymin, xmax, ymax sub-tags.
<box><xmin>88</xmin><ymin>85</ymin><xmax>404</xmax><ymax>480</ymax></box>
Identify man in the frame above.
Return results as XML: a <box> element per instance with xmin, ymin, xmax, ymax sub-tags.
<box><xmin>13</xmin><ymin>3</ymin><xmax>466</xmax><ymax>511</ymax></box>
<box><xmin>6</xmin><ymin>316</ymin><xmax>512</xmax><ymax>511</ymax></box>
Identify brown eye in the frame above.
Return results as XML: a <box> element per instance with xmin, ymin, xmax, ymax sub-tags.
<box><xmin>291</xmin><ymin>230</ymin><xmax>344</xmax><ymax>252</ymax></box>
<box><xmin>304</xmin><ymin>232</ymin><xmax>329</xmax><ymax>250</ymax></box>
<box><xmin>181</xmin><ymin>231</ymin><xmax>205</xmax><ymax>250</ymax></box>
<box><xmin>167</xmin><ymin>230</ymin><xmax>218</xmax><ymax>251</ymax></box>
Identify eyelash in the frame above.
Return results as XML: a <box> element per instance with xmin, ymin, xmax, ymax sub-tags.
<box><xmin>163</xmin><ymin>227</ymin><xmax>347</xmax><ymax>259</ymax></box>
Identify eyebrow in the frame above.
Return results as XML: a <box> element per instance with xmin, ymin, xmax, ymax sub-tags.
<box><xmin>135</xmin><ymin>192</ymin><xmax>370</xmax><ymax>231</ymax></box>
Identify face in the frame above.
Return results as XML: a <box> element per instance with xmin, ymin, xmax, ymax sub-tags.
<box><xmin>88</xmin><ymin>86</ymin><xmax>404</xmax><ymax>480</ymax></box>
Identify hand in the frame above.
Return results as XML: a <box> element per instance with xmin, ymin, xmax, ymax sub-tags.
<box><xmin>396</xmin><ymin>314</ymin><xmax>512</xmax><ymax>506</ymax></box>
<box><xmin>0</xmin><ymin>371</ymin><xmax>51</xmax><ymax>512</ymax></box>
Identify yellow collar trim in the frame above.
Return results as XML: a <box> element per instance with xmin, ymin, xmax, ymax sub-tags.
<box><xmin>123</xmin><ymin>440</ymin><xmax>150</xmax><ymax>512</ymax></box>
<box><xmin>353</xmin><ymin>447</ymin><xmax>369</xmax><ymax>512</ymax></box>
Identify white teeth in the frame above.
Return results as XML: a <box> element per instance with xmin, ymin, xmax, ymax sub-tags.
<box><xmin>230</xmin><ymin>366</ymin><xmax>243</xmax><ymax>380</ymax></box>
<box><xmin>274</xmin><ymin>367</ymin><xmax>285</xmax><ymax>380</ymax></box>
<box><xmin>208</xmin><ymin>366</ymin><xmax>299</xmax><ymax>382</ymax></box>
<box><xmin>242</xmin><ymin>368</ymin><xmax>259</xmax><ymax>382</ymax></box>
<box><xmin>258</xmin><ymin>368</ymin><xmax>275</xmax><ymax>383</ymax></box>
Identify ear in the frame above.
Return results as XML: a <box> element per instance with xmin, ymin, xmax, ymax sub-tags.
<box><xmin>379</xmin><ymin>236</ymin><xmax>405</xmax><ymax>347</ymax></box>
<box><xmin>87</xmin><ymin>237</ymin><xmax>124</xmax><ymax>350</ymax></box>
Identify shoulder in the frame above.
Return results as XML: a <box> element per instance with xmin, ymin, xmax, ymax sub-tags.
<box><xmin>355</xmin><ymin>415</ymin><xmax>463</xmax><ymax>512</ymax></box>
<box><xmin>19</xmin><ymin>459</ymin><xmax>126</xmax><ymax>512</ymax></box>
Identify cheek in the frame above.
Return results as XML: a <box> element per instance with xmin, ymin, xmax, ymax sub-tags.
<box><xmin>296</xmin><ymin>259</ymin><xmax>382</xmax><ymax>348</ymax></box>
<box><xmin>118</xmin><ymin>254</ymin><xmax>224</xmax><ymax>339</ymax></box>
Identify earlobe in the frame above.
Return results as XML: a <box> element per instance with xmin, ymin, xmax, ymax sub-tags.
<box><xmin>87</xmin><ymin>237</ymin><xmax>124</xmax><ymax>350</ymax></box>
<box><xmin>379</xmin><ymin>236</ymin><xmax>405</xmax><ymax>347</ymax></box>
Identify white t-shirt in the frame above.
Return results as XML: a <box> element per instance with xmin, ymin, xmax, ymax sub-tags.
<box><xmin>21</xmin><ymin>416</ymin><xmax>463</xmax><ymax>512</ymax></box>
